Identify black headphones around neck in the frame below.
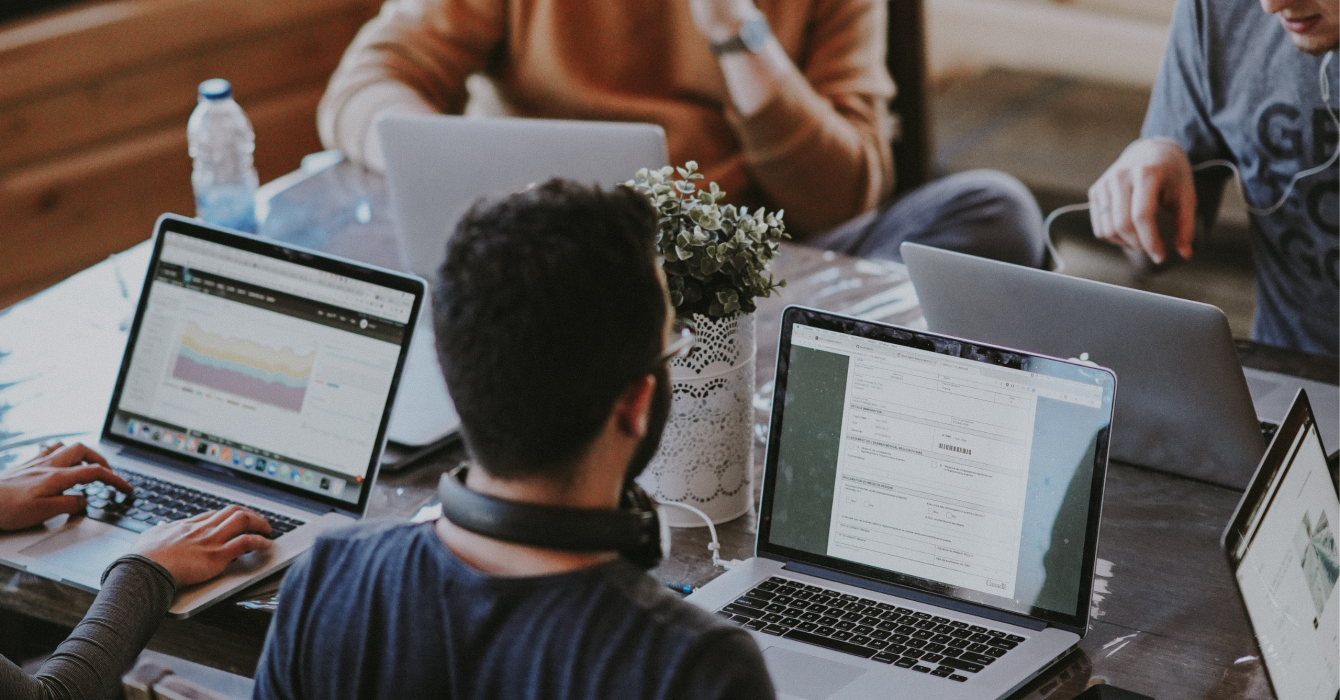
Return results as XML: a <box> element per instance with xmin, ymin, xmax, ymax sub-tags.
<box><xmin>437</xmin><ymin>465</ymin><xmax>666</xmax><ymax>569</ymax></box>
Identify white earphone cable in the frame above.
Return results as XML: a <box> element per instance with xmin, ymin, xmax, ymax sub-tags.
<box><xmin>655</xmin><ymin>500</ymin><xmax>742</xmax><ymax>569</ymax></box>
<box><xmin>1043</xmin><ymin>51</ymin><xmax>1337</xmax><ymax>248</ymax></box>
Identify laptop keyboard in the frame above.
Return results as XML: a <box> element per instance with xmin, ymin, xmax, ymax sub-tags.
<box><xmin>66</xmin><ymin>469</ymin><xmax>305</xmax><ymax>538</ymax></box>
<box><xmin>716</xmin><ymin>576</ymin><xmax>1027</xmax><ymax>683</ymax></box>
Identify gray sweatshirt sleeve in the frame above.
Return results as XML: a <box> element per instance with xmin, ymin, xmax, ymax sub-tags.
<box><xmin>1141</xmin><ymin>0</ymin><xmax>1233</xmax><ymax>229</ymax></box>
<box><xmin>0</xmin><ymin>554</ymin><xmax>177</xmax><ymax>700</ymax></box>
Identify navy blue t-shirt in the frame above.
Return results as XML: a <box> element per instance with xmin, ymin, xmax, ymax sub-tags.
<box><xmin>253</xmin><ymin>520</ymin><xmax>774</xmax><ymax>700</ymax></box>
<box><xmin>1143</xmin><ymin>0</ymin><xmax>1339</xmax><ymax>356</ymax></box>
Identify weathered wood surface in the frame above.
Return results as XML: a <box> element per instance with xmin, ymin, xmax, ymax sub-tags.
<box><xmin>0</xmin><ymin>0</ymin><xmax>381</xmax><ymax>307</ymax></box>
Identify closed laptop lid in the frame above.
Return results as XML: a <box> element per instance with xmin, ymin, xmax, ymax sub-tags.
<box><xmin>379</xmin><ymin>114</ymin><xmax>669</xmax><ymax>280</ymax></box>
<box><xmin>902</xmin><ymin>241</ymin><xmax>1264</xmax><ymax>489</ymax></box>
<box><xmin>758</xmin><ymin>306</ymin><xmax>1117</xmax><ymax>635</ymax></box>
<box><xmin>384</xmin><ymin>300</ymin><xmax>460</xmax><ymax>447</ymax></box>
<box><xmin>101</xmin><ymin>214</ymin><xmax>425</xmax><ymax>517</ymax></box>
<box><xmin>1223</xmin><ymin>389</ymin><xmax>1340</xmax><ymax>700</ymax></box>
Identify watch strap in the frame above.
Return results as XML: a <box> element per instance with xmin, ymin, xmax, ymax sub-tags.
<box><xmin>710</xmin><ymin>35</ymin><xmax>748</xmax><ymax>56</ymax></box>
<box><xmin>710</xmin><ymin>15</ymin><xmax>770</xmax><ymax>56</ymax></box>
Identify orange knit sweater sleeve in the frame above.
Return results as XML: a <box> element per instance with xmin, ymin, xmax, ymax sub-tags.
<box><xmin>317</xmin><ymin>0</ymin><xmax>506</xmax><ymax>165</ymax></box>
<box><xmin>318</xmin><ymin>0</ymin><xmax>896</xmax><ymax>234</ymax></box>
<box><xmin>738</xmin><ymin>0</ymin><xmax>896</xmax><ymax>234</ymax></box>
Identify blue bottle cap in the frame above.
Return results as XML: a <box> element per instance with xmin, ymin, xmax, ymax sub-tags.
<box><xmin>198</xmin><ymin>78</ymin><xmax>233</xmax><ymax>100</ymax></box>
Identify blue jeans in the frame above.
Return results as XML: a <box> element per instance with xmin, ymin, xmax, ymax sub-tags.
<box><xmin>810</xmin><ymin>169</ymin><xmax>1047</xmax><ymax>268</ymax></box>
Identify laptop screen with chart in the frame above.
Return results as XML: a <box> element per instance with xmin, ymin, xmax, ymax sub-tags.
<box><xmin>105</xmin><ymin>229</ymin><xmax>418</xmax><ymax>509</ymax></box>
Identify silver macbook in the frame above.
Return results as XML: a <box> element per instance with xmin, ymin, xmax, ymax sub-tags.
<box><xmin>1223</xmin><ymin>389</ymin><xmax>1339</xmax><ymax>700</ymax></box>
<box><xmin>0</xmin><ymin>214</ymin><xmax>424</xmax><ymax>617</ymax></box>
<box><xmin>902</xmin><ymin>241</ymin><xmax>1339</xmax><ymax>490</ymax></box>
<box><xmin>377</xmin><ymin>114</ymin><xmax>669</xmax><ymax>446</ymax></box>
<box><xmin>688</xmin><ymin>306</ymin><xmax>1116</xmax><ymax>699</ymax></box>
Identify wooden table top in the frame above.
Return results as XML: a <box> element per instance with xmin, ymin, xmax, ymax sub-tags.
<box><xmin>0</xmin><ymin>158</ymin><xmax>1328</xmax><ymax>699</ymax></box>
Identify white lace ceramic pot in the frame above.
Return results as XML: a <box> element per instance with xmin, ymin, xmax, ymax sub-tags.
<box><xmin>638</xmin><ymin>311</ymin><xmax>755</xmax><ymax>526</ymax></box>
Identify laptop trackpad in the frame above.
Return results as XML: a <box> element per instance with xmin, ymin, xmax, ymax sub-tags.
<box><xmin>21</xmin><ymin>522</ymin><xmax>137</xmax><ymax>585</ymax></box>
<box><xmin>763</xmin><ymin>646</ymin><xmax>866</xmax><ymax>700</ymax></box>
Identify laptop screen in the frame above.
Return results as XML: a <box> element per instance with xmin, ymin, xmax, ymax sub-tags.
<box><xmin>1225</xmin><ymin>394</ymin><xmax>1339</xmax><ymax>700</ymax></box>
<box><xmin>759</xmin><ymin>308</ymin><xmax>1115</xmax><ymax>630</ymax></box>
<box><xmin>104</xmin><ymin>220</ymin><xmax>421</xmax><ymax>512</ymax></box>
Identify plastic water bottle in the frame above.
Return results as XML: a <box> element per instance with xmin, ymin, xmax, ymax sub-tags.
<box><xmin>188</xmin><ymin>79</ymin><xmax>258</xmax><ymax>232</ymax></box>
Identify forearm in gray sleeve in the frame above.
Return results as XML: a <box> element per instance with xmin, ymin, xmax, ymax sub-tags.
<box><xmin>0</xmin><ymin>554</ymin><xmax>176</xmax><ymax>700</ymax></box>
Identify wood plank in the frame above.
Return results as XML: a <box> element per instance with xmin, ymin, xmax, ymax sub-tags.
<box><xmin>0</xmin><ymin>8</ymin><xmax>364</xmax><ymax>173</ymax></box>
<box><xmin>1090</xmin><ymin>461</ymin><xmax>1259</xmax><ymax>656</ymax></box>
<box><xmin>0</xmin><ymin>0</ymin><xmax>379</xmax><ymax>103</ymax></box>
<box><xmin>1078</xmin><ymin>618</ymin><xmax>1273</xmax><ymax>700</ymax></box>
<box><xmin>0</xmin><ymin>83</ymin><xmax>325</xmax><ymax>303</ymax></box>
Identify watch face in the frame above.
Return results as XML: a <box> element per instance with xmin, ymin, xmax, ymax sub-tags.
<box><xmin>740</xmin><ymin>16</ymin><xmax>770</xmax><ymax>52</ymax></box>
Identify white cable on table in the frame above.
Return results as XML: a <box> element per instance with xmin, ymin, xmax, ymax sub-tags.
<box><xmin>656</xmin><ymin>500</ymin><xmax>742</xmax><ymax>569</ymax></box>
<box><xmin>1041</xmin><ymin>202</ymin><xmax>1092</xmax><ymax>272</ymax></box>
<box><xmin>1042</xmin><ymin>51</ymin><xmax>1338</xmax><ymax>237</ymax></box>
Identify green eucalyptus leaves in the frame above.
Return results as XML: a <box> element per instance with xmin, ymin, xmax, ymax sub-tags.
<box><xmin>627</xmin><ymin>161</ymin><xmax>788</xmax><ymax>319</ymax></box>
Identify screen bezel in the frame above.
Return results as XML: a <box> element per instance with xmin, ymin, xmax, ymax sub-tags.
<box><xmin>756</xmin><ymin>305</ymin><xmax>1116</xmax><ymax>634</ymax></box>
<box><xmin>100</xmin><ymin>214</ymin><xmax>425</xmax><ymax>517</ymax></box>
<box><xmin>1222</xmin><ymin>389</ymin><xmax>1331</xmax><ymax>565</ymax></box>
<box><xmin>1221</xmin><ymin>388</ymin><xmax>1339</xmax><ymax>700</ymax></box>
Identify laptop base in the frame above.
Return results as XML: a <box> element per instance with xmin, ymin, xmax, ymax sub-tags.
<box><xmin>689</xmin><ymin>558</ymin><xmax>1078</xmax><ymax>700</ymax></box>
<box><xmin>0</xmin><ymin>445</ymin><xmax>356</xmax><ymax>618</ymax></box>
<box><xmin>1243</xmin><ymin>366</ymin><xmax>1338</xmax><ymax>453</ymax></box>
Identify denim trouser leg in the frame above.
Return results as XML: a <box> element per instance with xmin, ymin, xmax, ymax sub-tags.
<box><xmin>809</xmin><ymin>169</ymin><xmax>1047</xmax><ymax>268</ymax></box>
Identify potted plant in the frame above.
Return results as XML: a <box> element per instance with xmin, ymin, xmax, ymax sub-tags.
<box><xmin>627</xmin><ymin>162</ymin><xmax>787</xmax><ymax>526</ymax></box>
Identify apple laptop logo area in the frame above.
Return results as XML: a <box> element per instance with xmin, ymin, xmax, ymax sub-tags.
<box><xmin>1068</xmin><ymin>352</ymin><xmax>1101</xmax><ymax>368</ymax></box>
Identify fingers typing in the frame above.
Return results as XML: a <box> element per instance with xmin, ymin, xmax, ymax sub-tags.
<box><xmin>29</xmin><ymin>495</ymin><xmax>89</xmax><ymax>523</ymax></box>
<box><xmin>222</xmin><ymin>534</ymin><xmax>273</xmax><ymax>560</ymax></box>
<box><xmin>211</xmin><ymin>505</ymin><xmax>274</xmax><ymax>537</ymax></box>
<box><xmin>45</xmin><ymin>443</ymin><xmax>110</xmax><ymax>469</ymax></box>
<box><xmin>49</xmin><ymin>464</ymin><xmax>134</xmax><ymax>496</ymax></box>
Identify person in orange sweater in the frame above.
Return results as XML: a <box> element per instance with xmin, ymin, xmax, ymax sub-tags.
<box><xmin>318</xmin><ymin>0</ymin><xmax>1047</xmax><ymax>266</ymax></box>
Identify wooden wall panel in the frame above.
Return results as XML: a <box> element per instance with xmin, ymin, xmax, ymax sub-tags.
<box><xmin>0</xmin><ymin>85</ymin><xmax>326</xmax><ymax>308</ymax></box>
<box><xmin>0</xmin><ymin>0</ymin><xmax>380</xmax><ymax>308</ymax></box>
<box><xmin>0</xmin><ymin>0</ymin><xmax>378</xmax><ymax>102</ymax></box>
<box><xmin>0</xmin><ymin>9</ymin><xmax>364</xmax><ymax>172</ymax></box>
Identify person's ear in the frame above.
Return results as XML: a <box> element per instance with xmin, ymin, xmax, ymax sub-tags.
<box><xmin>615</xmin><ymin>374</ymin><xmax>657</xmax><ymax>439</ymax></box>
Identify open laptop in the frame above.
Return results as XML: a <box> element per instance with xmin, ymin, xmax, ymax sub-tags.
<box><xmin>902</xmin><ymin>242</ymin><xmax>1339</xmax><ymax>490</ymax></box>
<box><xmin>376</xmin><ymin>114</ymin><xmax>669</xmax><ymax>447</ymax></box>
<box><xmin>688</xmin><ymin>306</ymin><xmax>1116</xmax><ymax>699</ymax></box>
<box><xmin>0</xmin><ymin>214</ymin><xmax>424</xmax><ymax>617</ymax></box>
<box><xmin>1223</xmin><ymin>389</ymin><xmax>1340</xmax><ymax>700</ymax></box>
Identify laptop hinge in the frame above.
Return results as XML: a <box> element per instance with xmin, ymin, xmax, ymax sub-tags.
<box><xmin>112</xmin><ymin>443</ymin><xmax>341</xmax><ymax>516</ymax></box>
<box><xmin>781</xmin><ymin>561</ymin><xmax>1047</xmax><ymax>632</ymax></box>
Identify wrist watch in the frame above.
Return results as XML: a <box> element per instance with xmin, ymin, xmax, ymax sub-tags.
<box><xmin>710</xmin><ymin>15</ymin><xmax>771</xmax><ymax>56</ymax></box>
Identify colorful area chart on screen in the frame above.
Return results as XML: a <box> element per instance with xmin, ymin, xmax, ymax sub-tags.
<box><xmin>172</xmin><ymin>321</ymin><xmax>314</xmax><ymax>411</ymax></box>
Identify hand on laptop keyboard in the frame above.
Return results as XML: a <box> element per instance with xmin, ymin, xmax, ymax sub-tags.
<box><xmin>69</xmin><ymin>469</ymin><xmax>305</xmax><ymax>538</ymax></box>
<box><xmin>0</xmin><ymin>442</ymin><xmax>131</xmax><ymax>531</ymax></box>
<box><xmin>3</xmin><ymin>443</ymin><xmax>290</xmax><ymax>586</ymax></box>
<box><xmin>129</xmin><ymin>504</ymin><xmax>274</xmax><ymax>586</ymax></box>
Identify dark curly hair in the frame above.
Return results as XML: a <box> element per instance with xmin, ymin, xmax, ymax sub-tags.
<box><xmin>433</xmin><ymin>179</ymin><xmax>666</xmax><ymax>480</ymax></box>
